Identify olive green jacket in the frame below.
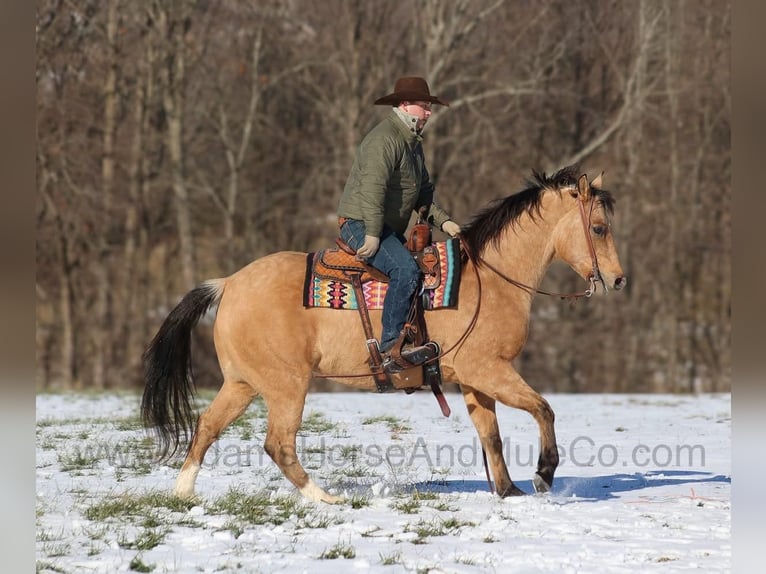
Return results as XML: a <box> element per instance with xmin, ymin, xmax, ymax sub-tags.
<box><xmin>338</xmin><ymin>110</ymin><xmax>452</xmax><ymax>237</ymax></box>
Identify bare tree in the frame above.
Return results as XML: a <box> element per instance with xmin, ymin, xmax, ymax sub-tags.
<box><xmin>155</xmin><ymin>0</ymin><xmax>196</xmax><ymax>289</ymax></box>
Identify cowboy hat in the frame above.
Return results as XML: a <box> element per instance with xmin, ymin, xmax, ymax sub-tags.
<box><xmin>374</xmin><ymin>76</ymin><xmax>449</xmax><ymax>106</ymax></box>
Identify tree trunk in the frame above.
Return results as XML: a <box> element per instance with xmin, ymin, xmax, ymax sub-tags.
<box><xmin>160</xmin><ymin>0</ymin><xmax>196</xmax><ymax>289</ymax></box>
<box><xmin>39</xmin><ymin>160</ymin><xmax>78</xmax><ymax>389</ymax></box>
<box><xmin>92</xmin><ymin>0</ymin><xmax>119</xmax><ymax>389</ymax></box>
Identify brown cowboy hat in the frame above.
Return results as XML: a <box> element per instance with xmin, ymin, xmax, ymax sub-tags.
<box><xmin>374</xmin><ymin>76</ymin><xmax>449</xmax><ymax>107</ymax></box>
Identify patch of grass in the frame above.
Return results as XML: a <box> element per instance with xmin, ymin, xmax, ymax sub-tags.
<box><xmin>207</xmin><ymin>488</ymin><xmax>273</xmax><ymax>525</ymax></box>
<box><xmin>380</xmin><ymin>550</ymin><xmax>402</xmax><ymax>565</ymax></box>
<box><xmin>209</xmin><ymin>486</ymin><xmax>344</xmax><ymax>530</ymax></box>
<box><xmin>35</xmin><ymin>561</ymin><xmax>67</xmax><ymax>573</ymax></box>
<box><xmin>405</xmin><ymin>516</ymin><xmax>477</xmax><ymax>543</ymax></box>
<box><xmin>349</xmin><ymin>493</ymin><xmax>372</xmax><ymax>509</ymax></box>
<box><xmin>219</xmin><ymin>519</ymin><xmax>245</xmax><ymax>539</ymax></box>
<box><xmin>37</xmin><ymin>528</ymin><xmax>60</xmax><ymax>542</ymax></box>
<box><xmin>301</xmin><ymin>444</ymin><xmax>327</xmax><ymax>454</ymax></box>
<box><xmin>337</xmin><ymin>462</ymin><xmax>375</xmax><ymax>478</ymax></box>
<box><xmin>498</xmin><ymin>510</ymin><xmax>517</xmax><ymax>523</ymax></box>
<box><xmin>128</xmin><ymin>555</ymin><xmax>154</xmax><ymax>572</ymax></box>
<box><xmin>40</xmin><ymin>540</ymin><xmax>71</xmax><ymax>558</ymax></box>
<box><xmin>38</xmin><ymin>528</ymin><xmax>71</xmax><ymax>558</ymax></box>
<box><xmin>319</xmin><ymin>541</ymin><xmax>356</xmax><ymax>559</ymax></box>
<box><xmin>226</xmin><ymin>411</ymin><xmax>264</xmax><ymax>441</ymax></box>
<box><xmin>58</xmin><ymin>450</ymin><xmax>100</xmax><ymax>472</ymax></box>
<box><xmin>36</xmin><ymin>419</ymin><xmax>59</xmax><ymax>428</ymax></box>
<box><xmin>412</xmin><ymin>490</ymin><xmax>439</xmax><ymax>501</ymax></box>
<box><xmin>84</xmin><ymin>490</ymin><xmax>195</xmax><ymax>521</ymax></box>
<box><xmin>362</xmin><ymin>414</ymin><xmax>412</xmax><ymax>434</ymax></box>
<box><xmin>392</xmin><ymin>496</ymin><xmax>421</xmax><ymax>514</ymax></box>
<box><xmin>87</xmin><ymin>541</ymin><xmax>103</xmax><ymax>556</ymax></box>
<box><xmin>392</xmin><ymin>490</ymin><xmax>442</xmax><ymax>514</ymax></box>
<box><xmin>300</xmin><ymin>511</ymin><xmax>341</xmax><ymax>529</ymax></box>
<box><xmin>109</xmin><ymin>437</ymin><xmax>155</xmax><ymax>475</ymax></box>
<box><xmin>114</xmin><ymin>416</ymin><xmax>145</xmax><ymax>432</ymax></box>
<box><xmin>118</xmin><ymin>527</ymin><xmax>168</xmax><ymax>551</ymax></box>
<box><xmin>441</xmin><ymin>516</ymin><xmax>475</xmax><ymax>530</ymax></box>
<box><xmin>483</xmin><ymin>534</ymin><xmax>498</xmax><ymax>543</ymax></box>
<box><xmin>407</xmin><ymin>519</ymin><xmax>445</xmax><ymax>540</ymax></box>
<box><xmin>82</xmin><ymin>523</ymin><xmax>110</xmax><ymax>542</ymax></box>
<box><xmin>331</xmin><ymin>426</ymin><xmax>351</xmax><ymax>439</ymax></box>
<box><xmin>38</xmin><ymin>437</ymin><xmax>57</xmax><ymax>451</ymax></box>
<box><xmin>429</xmin><ymin>500</ymin><xmax>456</xmax><ymax>512</ymax></box>
<box><xmin>176</xmin><ymin>516</ymin><xmax>205</xmax><ymax>528</ymax></box>
<box><xmin>339</xmin><ymin>444</ymin><xmax>361</xmax><ymax>458</ymax></box>
<box><xmin>300</xmin><ymin>411</ymin><xmax>338</xmax><ymax>434</ymax></box>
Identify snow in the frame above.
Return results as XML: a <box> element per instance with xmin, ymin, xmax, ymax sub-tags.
<box><xmin>36</xmin><ymin>392</ymin><xmax>730</xmax><ymax>573</ymax></box>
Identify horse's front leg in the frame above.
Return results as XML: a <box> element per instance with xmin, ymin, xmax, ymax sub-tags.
<box><xmin>460</xmin><ymin>363</ymin><xmax>559</xmax><ymax>494</ymax></box>
<box><xmin>461</xmin><ymin>385</ymin><xmax>524</xmax><ymax>496</ymax></box>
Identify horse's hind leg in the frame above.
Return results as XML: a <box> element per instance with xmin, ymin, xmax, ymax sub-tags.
<box><xmin>261</xmin><ymin>387</ymin><xmax>342</xmax><ymax>505</ymax></box>
<box><xmin>461</xmin><ymin>385</ymin><xmax>525</xmax><ymax>497</ymax></box>
<box><xmin>175</xmin><ymin>380</ymin><xmax>256</xmax><ymax>498</ymax></box>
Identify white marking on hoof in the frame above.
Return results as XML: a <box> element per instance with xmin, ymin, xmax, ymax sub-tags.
<box><xmin>174</xmin><ymin>463</ymin><xmax>200</xmax><ymax>499</ymax></box>
<box><xmin>533</xmin><ymin>473</ymin><xmax>551</xmax><ymax>494</ymax></box>
<box><xmin>299</xmin><ymin>479</ymin><xmax>343</xmax><ymax>504</ymax></box>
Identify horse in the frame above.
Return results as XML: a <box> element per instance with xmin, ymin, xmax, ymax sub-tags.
<box><xmin>141</xmin><ymin>165</ymin><xmax>626</xmax><ymax>504</ymax></box>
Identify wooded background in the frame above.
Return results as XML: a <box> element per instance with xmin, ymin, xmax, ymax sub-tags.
<box><xmin>36</xmin><ymin>0</ymin><xmax>730</xmax><ymax>393</ymax></box>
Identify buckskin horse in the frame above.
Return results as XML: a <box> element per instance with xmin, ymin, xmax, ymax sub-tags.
<box><xmin>141</xmin><ymin>165</ymin><xmax>626</xmax><ymax>503</ymax></box>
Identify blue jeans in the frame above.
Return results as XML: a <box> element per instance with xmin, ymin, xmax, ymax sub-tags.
<box><xmin>340</xmin><ymin>219</ymin><xmax>421</xmax><ymax>351</ymax></box>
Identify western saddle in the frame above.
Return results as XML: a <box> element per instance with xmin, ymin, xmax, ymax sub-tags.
<box><xmin>325</xmin><ymin>211</ymin><xmax>448</xmax><ymax>411</ymax></box>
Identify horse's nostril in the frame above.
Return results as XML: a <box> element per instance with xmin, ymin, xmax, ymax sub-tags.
<box><xmin>614</xmin><ymin>276</ymin><xmax>627</xmax><ymax>290</ymax></box>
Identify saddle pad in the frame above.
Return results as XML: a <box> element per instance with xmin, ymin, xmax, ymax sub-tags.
<box><xmin>303</xmin><ymin>238</ymin><xmax>461</xmax><ymax>310</ymax></box>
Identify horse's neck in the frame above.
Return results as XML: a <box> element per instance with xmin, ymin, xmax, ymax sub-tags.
<box><xmin>481</xmin><ymin>194</ymin><xmax>565</xmax><ymax>291</ymax></box>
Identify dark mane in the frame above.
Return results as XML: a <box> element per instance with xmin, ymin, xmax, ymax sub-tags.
<box><xmin>460</xmin><ymin>164</ymin><xmax>615</xmax><ymax>263</ymax></box>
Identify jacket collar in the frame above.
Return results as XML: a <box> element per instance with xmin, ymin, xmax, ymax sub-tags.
<box><xmin>389</xmin><ymin>108</ymin><xmax>423</xmax><ymax>144</ymax></box>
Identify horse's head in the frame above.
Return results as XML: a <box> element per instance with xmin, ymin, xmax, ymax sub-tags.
<box><xmin>552</xmin><ymin>172</ymin><xmax>627</xmax><ymax>294</ymax></box>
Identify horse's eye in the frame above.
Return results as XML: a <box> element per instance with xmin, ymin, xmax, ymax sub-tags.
<box><xmin>592</xmin><ymin>225</ymin><xmax>606</xmax><ymax>237</ymax></box>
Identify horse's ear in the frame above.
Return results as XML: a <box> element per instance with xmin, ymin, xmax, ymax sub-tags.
<box><xmin>590</xmin><ymin>171</ymin><xmax>604</xmax><ymax>189</ymax></box>
<box><xmin>577</xmin><ymin>174</ymin><xmax>591</xmax><ymax>201</ymax></box>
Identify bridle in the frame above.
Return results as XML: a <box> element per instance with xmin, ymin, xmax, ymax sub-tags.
<box><xmin>430</xmin><ymin>188</ymin><xmax>606</xmax><ymax>362</ymax></box>
<box><xmin>473</xmin><ymin>189</ymin><xmax>606</xmax><ymax>300</ymax></box>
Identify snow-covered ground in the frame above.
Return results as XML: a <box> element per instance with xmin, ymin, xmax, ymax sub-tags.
<box><xmin>36</xmin><ymin>391</ymin><xmax>730</xmax><ymax>573</ymax></box>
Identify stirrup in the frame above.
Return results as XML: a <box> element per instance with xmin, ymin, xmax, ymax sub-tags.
<box><xmin>383</xmin><ymin>341</ymin><xmax>440</xmax><ymax>374</ymax></box>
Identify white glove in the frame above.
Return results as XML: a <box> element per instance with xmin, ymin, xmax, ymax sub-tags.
<box><xmin>355</xmin><ymin>235</ymin><xmax>380</xmax><ymax>260</ymax></box>
<box><xmin>442</xmin><ymin>220</ymin><xmax>461</xmax><ymax>237</ymax></box>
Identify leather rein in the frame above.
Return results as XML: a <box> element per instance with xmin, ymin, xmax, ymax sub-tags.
<box><xmin>315</xmin><ymin>192</ymin><xmax>604</xmax><ymax>380</ymax></box>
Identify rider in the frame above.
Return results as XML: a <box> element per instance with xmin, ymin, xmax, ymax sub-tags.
<box><xmin>338</xmin><ymin>76</ymin><xmax>461</xmax><ymax>361</ymax></box>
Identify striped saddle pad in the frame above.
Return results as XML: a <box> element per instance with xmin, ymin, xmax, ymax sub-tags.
<box><xmin>303</xmin><ymin>238</ymin><xmax>461</xmax><ymax>310</ymax></box>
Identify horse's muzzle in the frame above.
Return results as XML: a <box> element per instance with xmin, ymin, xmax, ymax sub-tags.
<box><xmin>613</xmin><ymin>275</ymin><xmax>627</xmax><ymax>291</ymax></box>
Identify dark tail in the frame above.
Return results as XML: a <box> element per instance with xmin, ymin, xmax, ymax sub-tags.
<box><xmin>141</xmin><ymin>279</ymin><xmax>225</xmax><ymax>460</ymax></box>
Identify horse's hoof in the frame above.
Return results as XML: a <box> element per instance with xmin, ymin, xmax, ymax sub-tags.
<box><xmin>498</xmin><ymin>484</ymin><xmax>527</xmax><ymax>497</ymax></box>
<box><xmin>321</xmin><ymin>493</ymin><xmax>344</xmax><ymax>505</ymax></box>
<box><xmin>533</xmin><ymin>473</ymin><xmax>552</xmax><ymax>493</ymax></box>
<box><xmin>300</xmin><ymin>479</ymin><xmax>343</xmax><ymax>504</ymax></box>
<box><xmin>173</xmin><ymin>487</ymin><xmax>196</xmax><ymax>500</ymax></box>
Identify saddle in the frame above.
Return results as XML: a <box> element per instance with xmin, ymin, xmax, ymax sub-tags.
<box><xmin>313</xmin><ymin>239</ymin><xmax>443</xmax><ymax>290</ymax></box>
<box><xmin>321</xmin><ymin>212</ymin><xmax>451</xmax><ymax>416</ymax></box>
